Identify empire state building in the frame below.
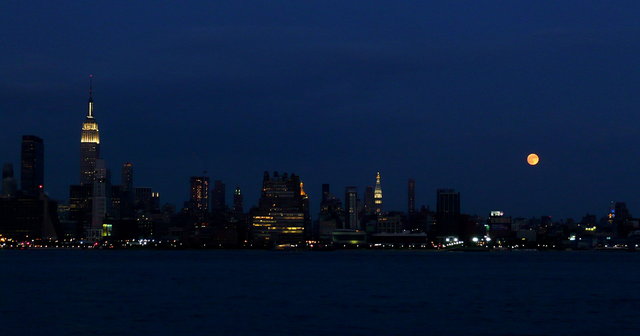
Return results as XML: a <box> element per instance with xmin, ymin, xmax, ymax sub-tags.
<box><xmin>80</xmin><ymin>75</ymin><xmax>100</xmax><ymax>185</ymax></box>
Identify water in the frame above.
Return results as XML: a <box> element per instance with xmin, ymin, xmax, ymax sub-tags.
<box><xmin>2</xmin><ymin>250</ymin><xmax>639</xmax><ymax>335</ymax></box>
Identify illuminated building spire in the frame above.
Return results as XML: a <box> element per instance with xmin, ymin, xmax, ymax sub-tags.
<box><xmin>80</xmin><ymin>75</ymin><xmax>101</xmax><ymax>185</ymax></box>
<box><xmin>374</xmin><ymin>171</ymin><xmax>383</xmax><ymax>214</ymax></box>
<box><xmin>88</xmin><ymin>74</ymin><xmax>94</xmax><ymax>118</ymax></box>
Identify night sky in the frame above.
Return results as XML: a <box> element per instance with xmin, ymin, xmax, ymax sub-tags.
<box><xmin>2</xmin><ymin>1</ymin><xmax>640</xmax><ymax>219</ymax></box>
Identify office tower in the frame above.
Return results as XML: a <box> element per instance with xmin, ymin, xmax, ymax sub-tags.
<box><xmin>318</xmin><ymin>184</ymin><xmax>343</xmax><ymax>238</ymax></box>
<box><xmin>189</xmin><ymin>176</ymin><xmax>210</xmax><ymax>227</ymax></box>
<box><xmin>363</xmin><ymin>186</ymin><xmax>374</xmax><ymax>215</ymax></box>
<box><xmin>2</xmin><ymin>163</ymin><xmax>17</xmax><ymax>198</ymax></box>
<box><xmin>373</xmin><ymin>171</ymin><xmax>383</xmax><ymax>215</ymax></box>
<box><xmin>120</xmin><ymin>162</ymin><xmax>135</xmax><ymax>218</ymax></box>
<box><xmin>436</xmin><ymin>189</ymin><xmax>461</xmax><ymax>236</ymax></box>
<box><xmin>233</xmin><ymin>186</ymin><xmax>243</xmax><ymax>216</ymax></box>
<box><xmin>135</xmin><ymin>187</ymin><xmax>154</xmax><ymax>212</ymax></box>
<box><xmin>408</xmin><ymin>178</ymin><xmax>416</xmax><ymax>215</ymax></box>
<box><xmin>21</xmin><ymin>135</ymin><xmax>44</xmax><ymax>196</ymax></box>
<box><xmin>0</xmin><ymin>194</ymin><xmax>58</xmax><ymax>240</ymax></box>
<box><xmin>344</xmin><ymin>186</ymin><xmax>358</xmax><ymax>230</ymax></box>
<box><xmin>211</xmin><ymin>180</ymin><xmax>226</xmax><ymax>212</ymax></box>
<box><xmin>80</xmin><ymin>76</ymin><xmax>101</xmax><ymax>185</ymax></box>
<box><xmin>90</xmin><ymin>159</ymin><xmax>110</xmax><ymax>240</ymax></box>
<box><xmin>122</xmin><ymin>162</ymin><xmax>134</xmax><ymax>192</ymax></box>
<box><xmin>251</xmin><ymin>172</ymin><xmax>310</xmax><ymax>245</ymax></box>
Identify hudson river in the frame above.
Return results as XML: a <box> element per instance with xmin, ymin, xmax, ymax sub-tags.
<box><xmin>3</xmin><ymin>250</ymin><xmax>639</xmax><ymax>335</ymax></box>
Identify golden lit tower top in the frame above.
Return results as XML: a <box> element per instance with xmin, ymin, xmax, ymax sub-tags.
<box><xmin>80</xmin><ymin>75</ymin><xmax>101</xmax><ymax>185</ymax></box>
<box><xmin>374</xmin><ymin>171</ymin><xmax>383</xmax><ymax>214</ymax></box>
<box><xmin>81</xmin><ymin>74</ymin><xmax>100</xmax><ymax>144</ymax></box>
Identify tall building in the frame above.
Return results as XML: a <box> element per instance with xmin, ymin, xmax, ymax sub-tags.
<box><xmin>408</xmin><ymin>178</ymin><xmax>416</xmax><ymax>215</ymax></box>
<box><xmin>251</xmin><ymin>172</ymin><xmax>310</xmax><ymax>245</ymax></box>
<box><xmin>80</xmin><ymin>76</ymin><xmax>101</xmax><ymax>185</ymax></box>
<box><xmin>436</xmin><ymin>189</ymin><xmax>461</xmax><ymax>236</ymax></box>
<box><xmin>120</xmin><ymin>162</ymin><xmax>135</xmax><ymax>218</ymax></box>
<box><xmin>363</xmin><ymin>186</ymin><xmax>374</xmax><ymax>215</ymax></box>
<box><xmin>211</xmin><ymin>180</ymin><xmax>226</xmax><ymax>212</ymax></box>
<box><xmin>373</xmin><ymin>171</ymin><xmax>383</xmax><ymax>215</ymax></box>
<box><xmin>90</xmin><ymin>159</ymin><xmax>110</xmax><ymax>240</ymax></box>
<box><xmin>122</xmin><ymin>162</ymin><xmax>134</xmax><ymax>192</ymax></box>
<box><xmin>233</xmin><ymin>186</ymin><xmax>243</xmax><ymax>216</ymax></box>
<box><xmin>21</xmin><ymin>135</ymin><xmax>44</xmax><ymax>196</ymax></box>
<box><xmin>189</xmin><ymin>176</ymin><xmax>210</xmax><ymax>227</ymax></box>
<box><xmin>344</xmin><ymin>186</ymin><xmax>358</xmax><ymax>230</ymax></box>
<box><xmin>2</xmin><ymin>163</ymin><xmax>17</xmax><ymax>198</ymax></box>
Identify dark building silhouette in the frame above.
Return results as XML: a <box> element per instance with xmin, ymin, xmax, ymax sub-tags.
<box><xmin>0</xmin><ymin>194</ymin><xmax>58</xmax><ymax>240</ymax></box>
<box><xmin>211</xmin><ymin>180</ymin><xmax>226</xmax><ymax>212</ymax></box>
<box><xmin>80</xmin><ymin>76</ymin><xmax>100</xmax><ymax>185</ymax></box>
<box><xmin>21</xmin><ymin>135</ymin><xmax>44</xmax><ymax>196</ymax></box>
<box><xmin>363</xmin><ymin>186</ymin><xmax>374</xmax><ymax>215</ymax></box>
<box><xmin>344</xmin><ymin>186</ymin><xmax>358</xmax><ymax>230</ymax></box>
<box><xmin>2</xmin><ymin>163</ymin><xmax>17</xmax><ymax>198</ymax></box>
<box><xmin>318</xmin><ymin>184</ymin><xmax>343</xmax><ymax>239</ymax></box>
<box><xmin>119</xmin><ymin>162</ymin><xmax>135</xmax><ymax>218</ymax></box>
<box><xmin>408</xmin><ymin>178</ymin><xmax>416</xmax><ymax>215</ymax></box>
<box><xmin>233</xmin><ymin>186</ymin><xmax>243</xmax><ymax>216</ymax></box>
<box><xmin>251</xmin><ymin>171</ymin><xmax>310</xmax><ymax>245</ymax></box>
<box><xmin>322</xmin><ymin>184</ymin><xmax>331</xmax><ymax>204</ymax></box>
<box><xmin>436</xmin><ymin>189</ymin><xmax>461</xmax><ymax>236</ymax></box>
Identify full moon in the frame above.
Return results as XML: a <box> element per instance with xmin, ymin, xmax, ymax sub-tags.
<box><xmin>527</xmin><ymin>153</ymin><xmax>540</xmax><ymax>166</ymax></box>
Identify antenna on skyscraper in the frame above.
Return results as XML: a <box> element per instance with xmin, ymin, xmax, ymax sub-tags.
<box><xmin>89</xmin><ymin>74</ymin><xmax>94</xmax><ymax>101</ymax></box>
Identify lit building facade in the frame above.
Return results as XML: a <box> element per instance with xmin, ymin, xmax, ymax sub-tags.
<box><xmin>189</xmin><ymin>176</ymin><xmax>210</xmax><ymax>227</ymax></box>
<box><xmin>374</xmin><ymin>171</ymin><xmax>383</xmax><ymax>215</ymax></box>
<box><xmin>251</xmin><ymin>172</ymin><xmax>310</xmax><ymax>245</ymax></box>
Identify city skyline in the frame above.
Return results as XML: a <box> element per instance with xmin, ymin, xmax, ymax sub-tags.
<box><xmin>2</xmin><ymin>1</ymin><xmax>640</xmax><ymax>219</ymax></box>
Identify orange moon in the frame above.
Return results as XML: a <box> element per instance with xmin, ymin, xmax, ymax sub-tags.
<box><xmin>527</xmin><ymin>153</ymin><xmax>540</xmax><ymax>166</ymax></box>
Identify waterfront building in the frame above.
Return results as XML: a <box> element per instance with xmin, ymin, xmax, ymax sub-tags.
<box><xmin>21</xmin><ymin>135</ymin><xmax>44</xmax><ymax>196</ymax></box>
<box><xmin>251</xmin><ymin>172</ymin><xmax>310</xmax><ymax>245</ymax></box>
<box><xmin>436</xmin><ymin>188</ymin><xmax>460</xmax><ymax>236</ymax></box>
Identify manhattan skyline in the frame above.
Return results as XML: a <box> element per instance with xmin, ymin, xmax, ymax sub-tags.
<box><xmin>2</xmin><ymin>1</ymin><xmax>640</xmax><ymax>219</ymax></box>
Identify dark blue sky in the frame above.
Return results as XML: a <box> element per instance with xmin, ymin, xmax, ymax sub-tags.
<box><xmin>2</xmin><ymin>0</ymin><xmax>640</xmax><ymax>219</ymax></box>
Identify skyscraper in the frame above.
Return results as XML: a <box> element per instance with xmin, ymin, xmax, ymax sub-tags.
<box><xmin>122</xmin><ymin>162</ymin><xmax>134</xmax><ymax>192</ymax></box>
<box><xmin>2</xmin><ymin>163</ymin><xmax>17</xmax><ymax>198</ymax></box>
<box><xmin>189</xmin><ymin>176</ymin><xmax>210</xmax><ymax>227</ymax></box>
<box><xmin>120</xmin><ymin>162</ymin><xmax>135</xmax><ymax>218</ymax></box>
<box><xmin>373</xmin><ymin>171</ymin><xmax>383</xmax><ymax>215</ymax></box>
<box><xmin>90</xmin><ymin>159</ymin><xmax>110</xmax><ymax>240</ymax></box>
<box><xmin>21</xmin><ymin>135</ymin><xmax>44</xmax><ymax>196</ymax></box>
<box><xmin>408</xmin><ymin>178</ymin><xmax>416</xmax><ymax>215</ymax></box>
<box><xmin>344</xmin><ymin>186</ymin><xmax>358</xmax><ymax>230</ymax></box>
<box><xmin>80</xmin><ymin>75</ymin><xmax>101</xmax><ymax>185</ymax></box>
<box><xmin>251</xmin><ymin>172</ymin><xmax>310</xmax><ymax>245</ymax></box>
<box><xmin>436</xmin><ymin>189</ymin><xmax>461</xmax><ymax>236</ymax></box>
<box><xmin>233</xmin><ymin>186</ymin><xmax>243</xmax><ymax>216</ymax></box>
<box><xmin>363</xmin><ymin>185</ymin><xmax>374</xmax><ymax>215</ymax></box>
<box><xmin>211</xmin><ymin>180</ymin><xmax>226</xmax><ymax>212</ymax></box>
